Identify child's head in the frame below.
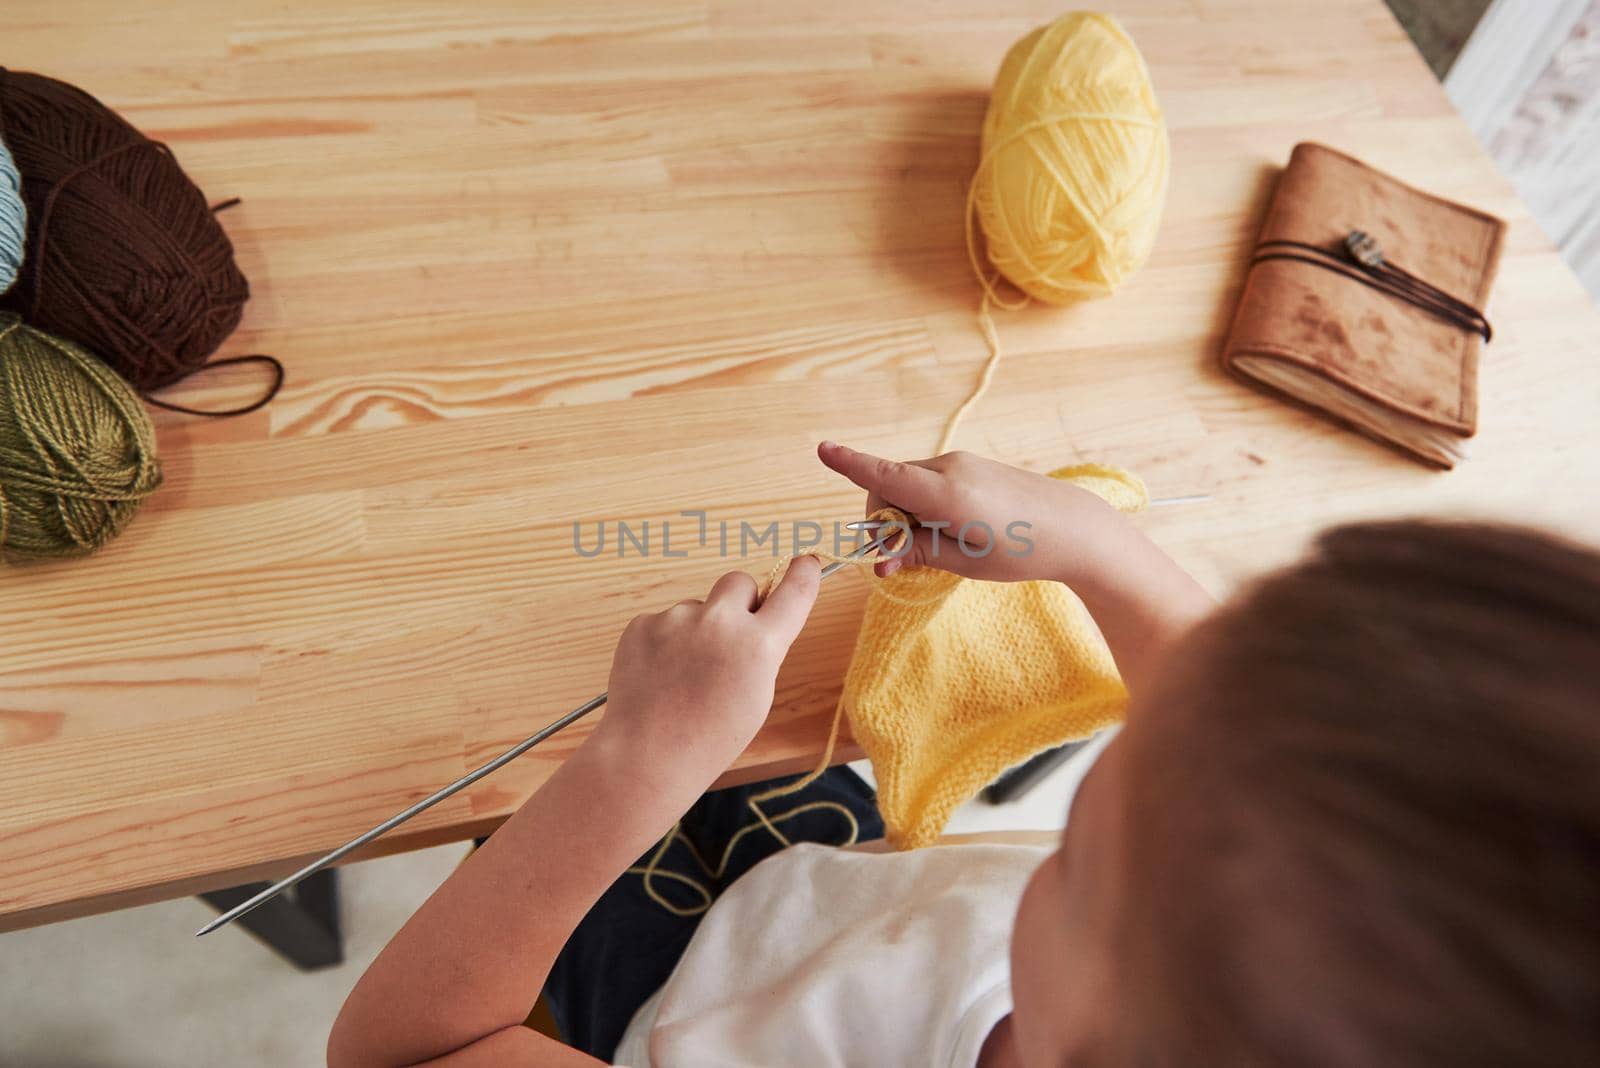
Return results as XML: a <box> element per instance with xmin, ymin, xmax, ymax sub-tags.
<box><xmin>1009</xmin><ymin>521</ymin><xmax>1600</xmax><ymax>1066</ymax></box>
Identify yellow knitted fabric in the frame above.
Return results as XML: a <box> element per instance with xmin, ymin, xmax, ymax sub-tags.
<box><xmin>843</xmin><ymin>463</ymin><xmax>1147</xmax><ymax>849</ymax></box>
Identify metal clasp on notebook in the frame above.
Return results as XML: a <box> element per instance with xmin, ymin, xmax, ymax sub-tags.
<box><xmin>1344</xmin><ymin>229</ymin><xmax>1385</xmax><ymax>268</ymax></box>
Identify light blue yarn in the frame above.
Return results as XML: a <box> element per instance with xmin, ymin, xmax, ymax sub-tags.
<box><xmin>1</xmin><ymin>135</ymin><xmax>26</xmax><ymax>296</ymax></box>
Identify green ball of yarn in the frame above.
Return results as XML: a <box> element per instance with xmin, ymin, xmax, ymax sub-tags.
<box><xmin>0</xmin><ymin>312</ymin><xmax>161</xmax><ymax>560</ymax></box>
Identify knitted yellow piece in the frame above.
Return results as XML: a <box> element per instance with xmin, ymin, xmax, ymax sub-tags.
<box><xmin>842</xmin><ymin>463</ymin><xmax>1147</xmax><ymax>849</ymax></box>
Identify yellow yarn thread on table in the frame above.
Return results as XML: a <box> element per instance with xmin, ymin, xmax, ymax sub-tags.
<box><xmin>940</xmin><ymin>11</ymin><xmax>1169</xmax><ymax>453</ymax></box>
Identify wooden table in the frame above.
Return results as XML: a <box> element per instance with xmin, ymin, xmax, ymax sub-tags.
<box><xmin>4</xmin><ymin>0</ymin><xmax>1598</xmax><ymax>933</ymax></box>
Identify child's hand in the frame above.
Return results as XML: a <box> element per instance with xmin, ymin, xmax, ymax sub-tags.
<box><xmin>593</xmin><ymin>557</ymin><xmax>822</xmax><ymax>786</ymax></box>
<box><xmin>818</xmin><ymin>440</ymin><xmax>1129</xmax><ymax>584</ymax></box>
<box><xmin>333</xmin><ymin>557</ymin><xmax>822</xmax><ymax>1068</ymax></box>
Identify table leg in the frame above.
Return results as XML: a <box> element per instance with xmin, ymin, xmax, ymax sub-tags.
<box><xmin>981</xmin><ymin>740</ymin><xmax>1091</xmax><ymax>805</ymax></box>
<box><xmin>199</xmin><ymin>867</ymin><xmax>344</xmax><ymax>971</ymax></box>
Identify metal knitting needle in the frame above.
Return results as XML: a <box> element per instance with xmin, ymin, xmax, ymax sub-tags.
<box><xmin>196</xmin><ymin>527</ymin><xmax>903</xmax><ymax>938</ymax></box>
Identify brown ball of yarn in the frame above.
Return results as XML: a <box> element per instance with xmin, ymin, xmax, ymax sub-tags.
<box><xmin>0</xmin><ymin>67</ymin><xmax>248</xmax><ymax>393</ymax></box>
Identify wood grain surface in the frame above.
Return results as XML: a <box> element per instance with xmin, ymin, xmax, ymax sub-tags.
<box><xmin>4</xmin><ymin>0</ymin><xmax>1598</xmax><ymax>931</ymax></box>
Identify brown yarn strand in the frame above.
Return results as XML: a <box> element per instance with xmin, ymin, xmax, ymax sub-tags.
<box><xmin>1252</xmin><ymin>237</ymin><xmax>1492</xmax><ymax>342</ymax></box>
<box><xmin>142</xmin><ymin>353</ymin><xmax>284</xmax><ymax>417</ymax></box>
<box><xmin>0</xmin><ymin>67</ymin><xmax>279</xmax><ymax>415</ymax></box>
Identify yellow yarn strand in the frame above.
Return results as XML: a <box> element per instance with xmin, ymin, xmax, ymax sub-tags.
<box><xmin>756</xmin><ymin>506</ymin><xmax>912</xmax><ymax>598</ymax></box>
<box><xmin>940</xmin><ymin>12</ymin><xmax>1168</xmax><ymax>453</ymax></box>
<box><xmin>631</xmin><ymin>515</ymin><xmax>908</xmax><ymax>914</ymax></box>
<box><xmin>630</xmin><ymin>699</ymin><xmax>858</xmax><ymax>916</ymax></box>
<box><xmin>936</xmin><ymin>292</ymin><xmax>1005</xmax><ymax>454</ymax></box>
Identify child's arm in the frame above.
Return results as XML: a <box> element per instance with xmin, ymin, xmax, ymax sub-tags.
<box><xmin>327</xmin><ymin>560</ymin><xmax>823</xmax><ymax>1068</ymax></box>
<box><xmin>818</xmin><ymin>442</ymin><xmax>1213</xmax><ymax>694</ymax></box>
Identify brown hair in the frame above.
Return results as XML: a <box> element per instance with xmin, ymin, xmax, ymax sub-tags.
<box><xmin>1116</xmin><ymin>521</ymin><xmax>1600</xmax><ymax>1066</ymax></box>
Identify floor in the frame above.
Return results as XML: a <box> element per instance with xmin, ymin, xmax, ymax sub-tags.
<box><xmin>1384</xmin><ymin>0</ymin><xmax>1493</xmax><ymax>78</ymax></box>
<box><xmin>1445</xmin><ymin>0</ymin><xmax>1600</xmax><ymax>301</ymax></box>
<box><xmin>0</xmin><ymin>736</ymin><xmax>1112</xmax><ymax>1066</ymax></box>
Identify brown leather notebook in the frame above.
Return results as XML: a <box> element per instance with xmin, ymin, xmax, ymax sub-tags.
<box><xmin>1222</xmin><ymin>142</ymin><xmax>1506</xmax><ymax>468</ymax></box>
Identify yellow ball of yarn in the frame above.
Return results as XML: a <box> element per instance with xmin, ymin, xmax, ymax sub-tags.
<box><xmin>969</xmin><ymin>12</ymin><xmax>1169</xmax><ymax>304</ymax></box>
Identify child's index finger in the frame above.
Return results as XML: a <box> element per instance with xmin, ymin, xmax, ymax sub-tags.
<box><xmin>817</xmin><ymin>441</ymin><xmax>944</xmax><ymax>516</ymax></box>
<box><xmin>757</xmin><ymin>554</ymin><xmax>821</xmax><ymax>643</ymax></box>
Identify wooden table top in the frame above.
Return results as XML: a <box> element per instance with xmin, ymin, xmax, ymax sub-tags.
<box><xmin>4</xmin><ymin>0</ymin><xmax>1598</xmax><ymax>931</ymax></box>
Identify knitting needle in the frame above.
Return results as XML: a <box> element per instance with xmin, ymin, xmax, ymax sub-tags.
<box><xmin>196</xmin><ymin>526</ymin><xmax>904</xmax><ymax>938</ymax></box>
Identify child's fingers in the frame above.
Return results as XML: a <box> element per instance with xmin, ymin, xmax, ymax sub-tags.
<box><xmin>875</xmin><ymin>527</ymin><xmax>935</xmax><ymax>577</ymax></box>
<box><xmin>817</xmin><ymin>441</ymin><xmax>944</xmax><ymax>516</ymax></box>
<box><xmin>873</xmin><ymin>525</ymin><xmax>987</xmax><ymax>578</ymax></box>
<box><xmin>757</xmin><ymin>555</ymin><xmax>821</xmax><ymax>642</ymax></box>
<box><xmin>706</xmin><ymin>570</ymin><xmax>760</xmax><ymax>612</ymax></box>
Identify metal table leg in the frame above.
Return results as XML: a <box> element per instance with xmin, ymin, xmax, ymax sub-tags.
<box><xmin>981</xmin><ymin>740</ymin><xmax>1091</xmax><ymax>805</ymax></box>
<box><xmin>200</xmin><ymin>867</ymin><xmax>344</xmax><ymax>971</ymax></box>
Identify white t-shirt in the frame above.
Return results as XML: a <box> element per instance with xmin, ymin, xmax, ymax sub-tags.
<box><xmin>610</xmin><ymin>840</ymin><xmax>1049</xmax><ymax>1068</ymax></box>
